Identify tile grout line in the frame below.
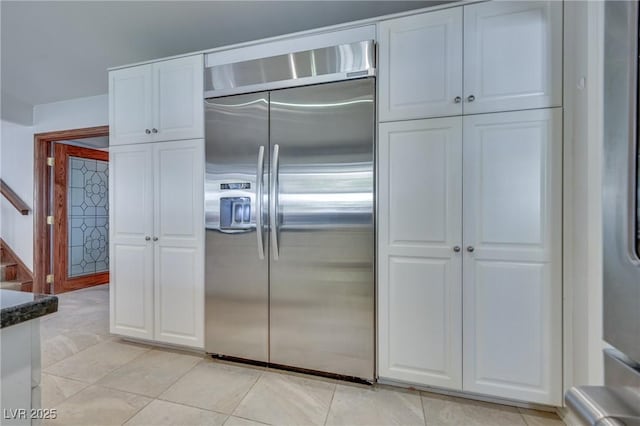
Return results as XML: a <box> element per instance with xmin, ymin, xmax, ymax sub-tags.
<box><xmin>39</xmin><ymin>374</ymin><xmax>90</xmax><ymax>411</ymax></box>
<box><xmin>154</xmin><ymin>359</ymin><xmax>262</xmax><ymax>417</ymax></box>
<box><xmin>153</xmin><ymin>395</ymin><xmax>232</xmax><ymax>419</ymax></box>
<box><xmin>228</xmin><ymin>366</ymin><xmax>265</xmax><ymax>418</ymax></box>
<box><xmin>322</xmin><ymin>383</ymin><xmax>337</xmax><ymax>426</ymax></box>
<box><xmin>518</xmin><ymin>408</ymin><xmax>534</xmax><ymax>426</ymax></box>
<box><xmin>92</xmin><ymin>343</ymin><xmax>179</xmax><ymax>392</ymax></box>
<box><xmin>226</xmin><ymin>413</ymin><xmax>271</xmax><ymax>425</ymax></box>
<box><xmin>117</xmin><ymin>387</ymin><xmax>155</xmax><ymax>426</ymax></box>
<box><xmin>94</xmin><ymin>355</ymin><xmax>204</xmax><ymax>400</ymax></box>
<box><xmin>42</xmin><ymin>336</ymin><xmax>148</xmax><ymax>378</ymax></box>
<box><xmin>40</xmin><ymin>331</ymin><xmax>112</xmax><ymax>369</ymax></box>
<box><xmin>151</xmin><ymin>357</ymin><xmax>207</xmax><ymax>400</ymax></box>
<box><xmin>40</xmin><ymin>371</ymin><xmax>94</xmax><ymax>386</ymax></box>
<box><xmin>420</xmin><ymin>391</ymin><xmax>428</xmax><ymax>426</ymax></box>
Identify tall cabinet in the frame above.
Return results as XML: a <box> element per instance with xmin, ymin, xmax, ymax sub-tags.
<box><xmin>377</xmin><ymin>0</ymin><xmax>563</xmax><ymax>405</ymax></box>
<box><xmin>109</xmin><ymin>54</ymin><xmax>205</xmax><ymax>349</ymax></box>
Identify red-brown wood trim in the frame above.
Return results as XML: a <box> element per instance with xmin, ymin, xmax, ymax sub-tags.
<box><xmin>0</xmin><ymin>179</ymin><xmax>31</xmax><ymax>215</ymax></box>
<box><xmin>62</xmin><ymin>272</ymin><xmax>110</xmax><ymax>291</ymax></box>
<box><xmin>33</xmin><ymin>125</ymin><xmax>109</xmax><ymax>294</ymax></box>
<box><xmin>53</xmin><ymin>144</ymin><xmax>109</xmax><ymax>293</ymax></box>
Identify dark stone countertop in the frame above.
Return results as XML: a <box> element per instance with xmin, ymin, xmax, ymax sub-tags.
<box><xmin>0</xmin><ymin>289</ymin><xmax>58</xmax><ymax>329</ymax></box>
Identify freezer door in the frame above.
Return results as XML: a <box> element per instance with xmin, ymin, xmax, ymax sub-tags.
<box><xmin>205</xmin><ymin>92</ymin><xmax>269</xmax><ymax>362</ymax></box>
<box><xmin>269</xmin><ymin>78</ymin><xmax>375</xmax><ymax>380</ymax></box>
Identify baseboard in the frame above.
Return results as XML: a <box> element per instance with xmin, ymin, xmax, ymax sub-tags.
<box><xmin>377</xmin><ymin>377</ymin><xmax>559</xmax><ymax>412</ymax></box>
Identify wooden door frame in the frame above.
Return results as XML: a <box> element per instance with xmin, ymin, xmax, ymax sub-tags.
<box><xmin>33</xmin><ymin>126</ymin><xmax>109</xmax><ymax>294</ymax></box>
<box><xmin>53</xmin><ymin>144</ymin><xmax>110</xmax><ymax>292</ymax></box>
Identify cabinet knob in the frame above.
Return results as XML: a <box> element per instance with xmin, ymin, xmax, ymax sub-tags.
<box><xmin>153</xmin><ymin>237</ymin><xmax>159</xmax><ymax>241</ymax></box>
<box><xmin>467</xmin><ymin>95</ymin><xmax>476</xmax><ymax>102</ymax></box>
<box><xmin>145</xmin><ymin>236</ymin><xmax>151</xmax><ymax>241</ymax></box>
<box><xmin>453</xmin><ymin>246</ymin><xmax>461</xmax><ymax>252</ymax></box>
<box><xmin>454</xmin><ymin>96</ymin><xmax>462</xmax><ymax>104</ymax></box>
<box><xmin>151</xmin><ymin>128</ymin><xmax>158</xmax><ymax>134</ymax></box>
<box><xmin>145</xmin><ymin>129</ymin><xmax>151</xmax><ymax>134</ymax></box>
<box><xmin>467</xmin><ymin>246</ymin><xmax>475</xmax><ymax>253</ymax></box>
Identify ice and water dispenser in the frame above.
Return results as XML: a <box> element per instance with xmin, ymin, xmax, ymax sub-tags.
<box><xmin>219</xmin><ymin>183</ymin><xmax>252</xmax><ymax>230</ymax></box>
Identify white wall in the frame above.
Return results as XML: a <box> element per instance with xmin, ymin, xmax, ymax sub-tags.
<box><xmin>1</xmin><ymin>91</ymin><xmax>34</xmax><ymax>126</ymax></box>
<box><xmin>33</xmin><ymin>94</ymin><xmax>107</xmax><ymax>133</ymax></box>
<box><xmin>0</xmin><ymin>120</ymin><xmax>35</xmax><ymax>269</ymax></box>
<box><xmin>563</xmin><ymin>0</ymin><xmax>605</xmax><ymax>390</ymax></box>
<box><xmin>0</xmin><ymin>94</ymin><xmax>108</xmax><ymax>271</ymax></box>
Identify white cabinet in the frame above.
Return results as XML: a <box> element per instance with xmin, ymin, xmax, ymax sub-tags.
<box><xmin>109</xmin><ymin>144</ymin><xmax>154</xmax><ymax>340</ymax></box>
<box><xmin>108</xmin><ymin>66</ymin><xmax>154</xmax><ymax>146</ymax></box>
<box><xmin>462</xmin><ymin>108</ymin><xmax>562</xmax><ymax>405</ymax></box>
<box><xmin>463</xmin><ymin>1</ymin><xmax>562</xmax><ymax>114</ymax></box>
<box><xmin>153</xmin><ymin>140</ymin><xmax>204</xmax><ymax>348</ymax></box>
<box><xmin>377</xmin><ymin>109</ymin><xmax>562</xmax><ymax>405</ymax></box>
<box><xmin>109</xmin><ymin>139</ymin><xmax>204</xmax><ymax>349</ymax></box>
<box><xmin>378</xmin><ymin>8</ymin><xmax>463</xmax><ymax>121</ymax></box>
<box><xmin>378</xmin><ymin>117</ymin><xmax>463</xmax><ymax>389</ymax></box>
<box><xmin>109</xmin><ymin>55</ymin><xmax>204</xmax><ymax>146</ymax></box>
<box><xmin>378</xmin><ymin>1</ymin><xmax>562</xmax><ymax>121</ymax></box>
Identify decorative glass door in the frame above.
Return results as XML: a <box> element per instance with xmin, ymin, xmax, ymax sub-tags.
<box><xmin>53</xmin><ymin>144</ymin><xmax>109</xmax><ymax>292</ymax></box>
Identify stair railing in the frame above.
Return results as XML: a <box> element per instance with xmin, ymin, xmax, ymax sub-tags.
<box><xmin>0</xmin><ymin>179</ymin><xmax>31</xmax><ymax>215</ymax></box>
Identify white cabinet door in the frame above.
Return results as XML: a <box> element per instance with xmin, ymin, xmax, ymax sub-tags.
<box><xmin>109</xmin><ymin>144</ymin><xmax>154</xmax><ymax>339</ymax></box>
<box><xmin>463</xmin><ymin>1</ymin><xmax>562</xmax><ymax>114</ymax></box>
<box><xmin>378</xmin><ymin>117</ymin><xmax>463</xmax><ymax>389</ymax></box>
<box><xmin>109</xmin><ymin>65</ymin><xmax>153</xmax><ymax>146</ymax></box>
<box><xmin>462</xmin><ymin>108</ymin><xmax>562</xmax><ymax>405</ymax></box>
<box><xmin>153</xmin><ymin>55</ymin><xmax>204</xmax><ymax>142</ymax></box>
<box><xmin>379</xmin><ymin>8</ymin><xmax>463</xmax><ymax>121</ymax></box>
<box><xmin>153</xmin><ymin>139</ymin><xmax>204</xmax><ymax>348</ymax></box>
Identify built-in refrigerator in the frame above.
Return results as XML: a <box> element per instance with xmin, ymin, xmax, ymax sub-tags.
<box><xmin>203</xmin><ymin>42</ymin><xmax>375</xmax><ymax>380</ymax></box>
<box><xmin>566</xmin><ymin>1</ymin><xmax>640</xmax><ymax>424</ymax></box>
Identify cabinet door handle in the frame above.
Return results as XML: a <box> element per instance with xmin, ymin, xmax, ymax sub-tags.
<box><xmin>151</xmin><ymin>128</ymin><xmax>158</xmax><ymax>134</ymax></box>
<box><xmin>145</xmin><ymin>129</ymin><xmax>151</xmax><ymax>134</ymax></box>
<box><xmin>153</xmin><ymin>237</ymin><xmax>158</xmax><ymax>241</ymax></box>
<box><xmin>145</xmin><ymin>236</ymin><xmax>151</xmax><ymax>241</ymax></box>
<box><xmin>467</xmin><ymin>95</ymin><xmax>476</xmax><ymax>102</ymax></box>
<box><xmin>454</xmin><ymin>96</ymin><xmax>462</xmax><ymax>104</ymax></box>
<box><xmin>467</xmin><ymin>246</ymin><xmax>475</xmax><ymax>252</ymax></box>
<box><xmin>453</xmin><ymin>246</ymin><xmax>461</xmax><ymax>252</ymax></box>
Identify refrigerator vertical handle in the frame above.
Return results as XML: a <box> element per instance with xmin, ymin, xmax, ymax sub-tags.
<box><xmin>256</xmin><ymin>145</ymin><xmax>265</xmax><ymax>260</ymax></box>
<box><xmin>270</xmin><ymin>144</ymin><xmax>280</xmax><ymax>260</ymax></box>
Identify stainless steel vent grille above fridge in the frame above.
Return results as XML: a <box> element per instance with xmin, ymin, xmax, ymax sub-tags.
<box><xmin>204</xmin><ymin>40</ymin><xmax>375</xmax><ymax>381</ymax></box>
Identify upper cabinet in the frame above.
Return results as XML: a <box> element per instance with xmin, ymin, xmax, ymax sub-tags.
<box><xmin>109</xmin><ymin>55</ymin><xmax>204</xmax><ymax>146</ymax></box>
<box><xmin>378</xmin><ymin>1</ymin><xmax>562</xmax><ymax>121</ymax></box>
<box><xmin>378</xmin><ymin>8</ymin><xmax>463</xmax><ymax>121</ymax></box>
<box><xmin>463</xmin><ymin>1</ymin><xmax>562</xmax><ymax>115</ymax></box>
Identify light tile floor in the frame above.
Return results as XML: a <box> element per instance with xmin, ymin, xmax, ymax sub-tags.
<box><xmin>40</xmin><ymin>285</ymin><xmax>566</xmax><ymax>426</ymax></box>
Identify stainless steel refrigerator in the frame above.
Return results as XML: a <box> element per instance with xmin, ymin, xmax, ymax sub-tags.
<box><xmin>203</xmin><ymin>42</ymin><xmax>375</xmax><ymax>380</ymax></box>
<box><xmin>566</xmin><ymin>1</ymin><xmax>640</xmax><ymax>424</ymax></box>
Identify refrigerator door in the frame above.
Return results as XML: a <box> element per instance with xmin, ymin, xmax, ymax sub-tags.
<box><xmin>603</xmin><ymin>0</ymin><xmax>640</xmax><ymax>367</ymax></box>
<box><xmin>269</xmin><ymin>78</ymin><xmax>375</xmax><ymax>380</ymax></box>
<box><xmin>205</xmin><ymin>92</ymin><xmax>270</xmax><ymax>362</ymax></box>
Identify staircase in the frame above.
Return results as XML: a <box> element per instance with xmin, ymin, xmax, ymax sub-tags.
<box><xmin>1</xmin><ymin>180</ymin><xmax>34</xmax><ymax>292</ymax></box>
<box><xmin>0</xmin><ymin>245</ymin><xmax>33</xmax><ymax>292</ymax></box>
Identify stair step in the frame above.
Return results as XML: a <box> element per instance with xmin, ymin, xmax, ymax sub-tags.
<box><xmin>0</xmin><ymin>281</ymin><xmax>23</xmax><ymax>291</ymax></box>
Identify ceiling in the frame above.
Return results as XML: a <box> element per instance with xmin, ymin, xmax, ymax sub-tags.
<box><xmin>1</xmin><ymin>0</ymin><xmax>441</xmax><ymax>114</ymax></box>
